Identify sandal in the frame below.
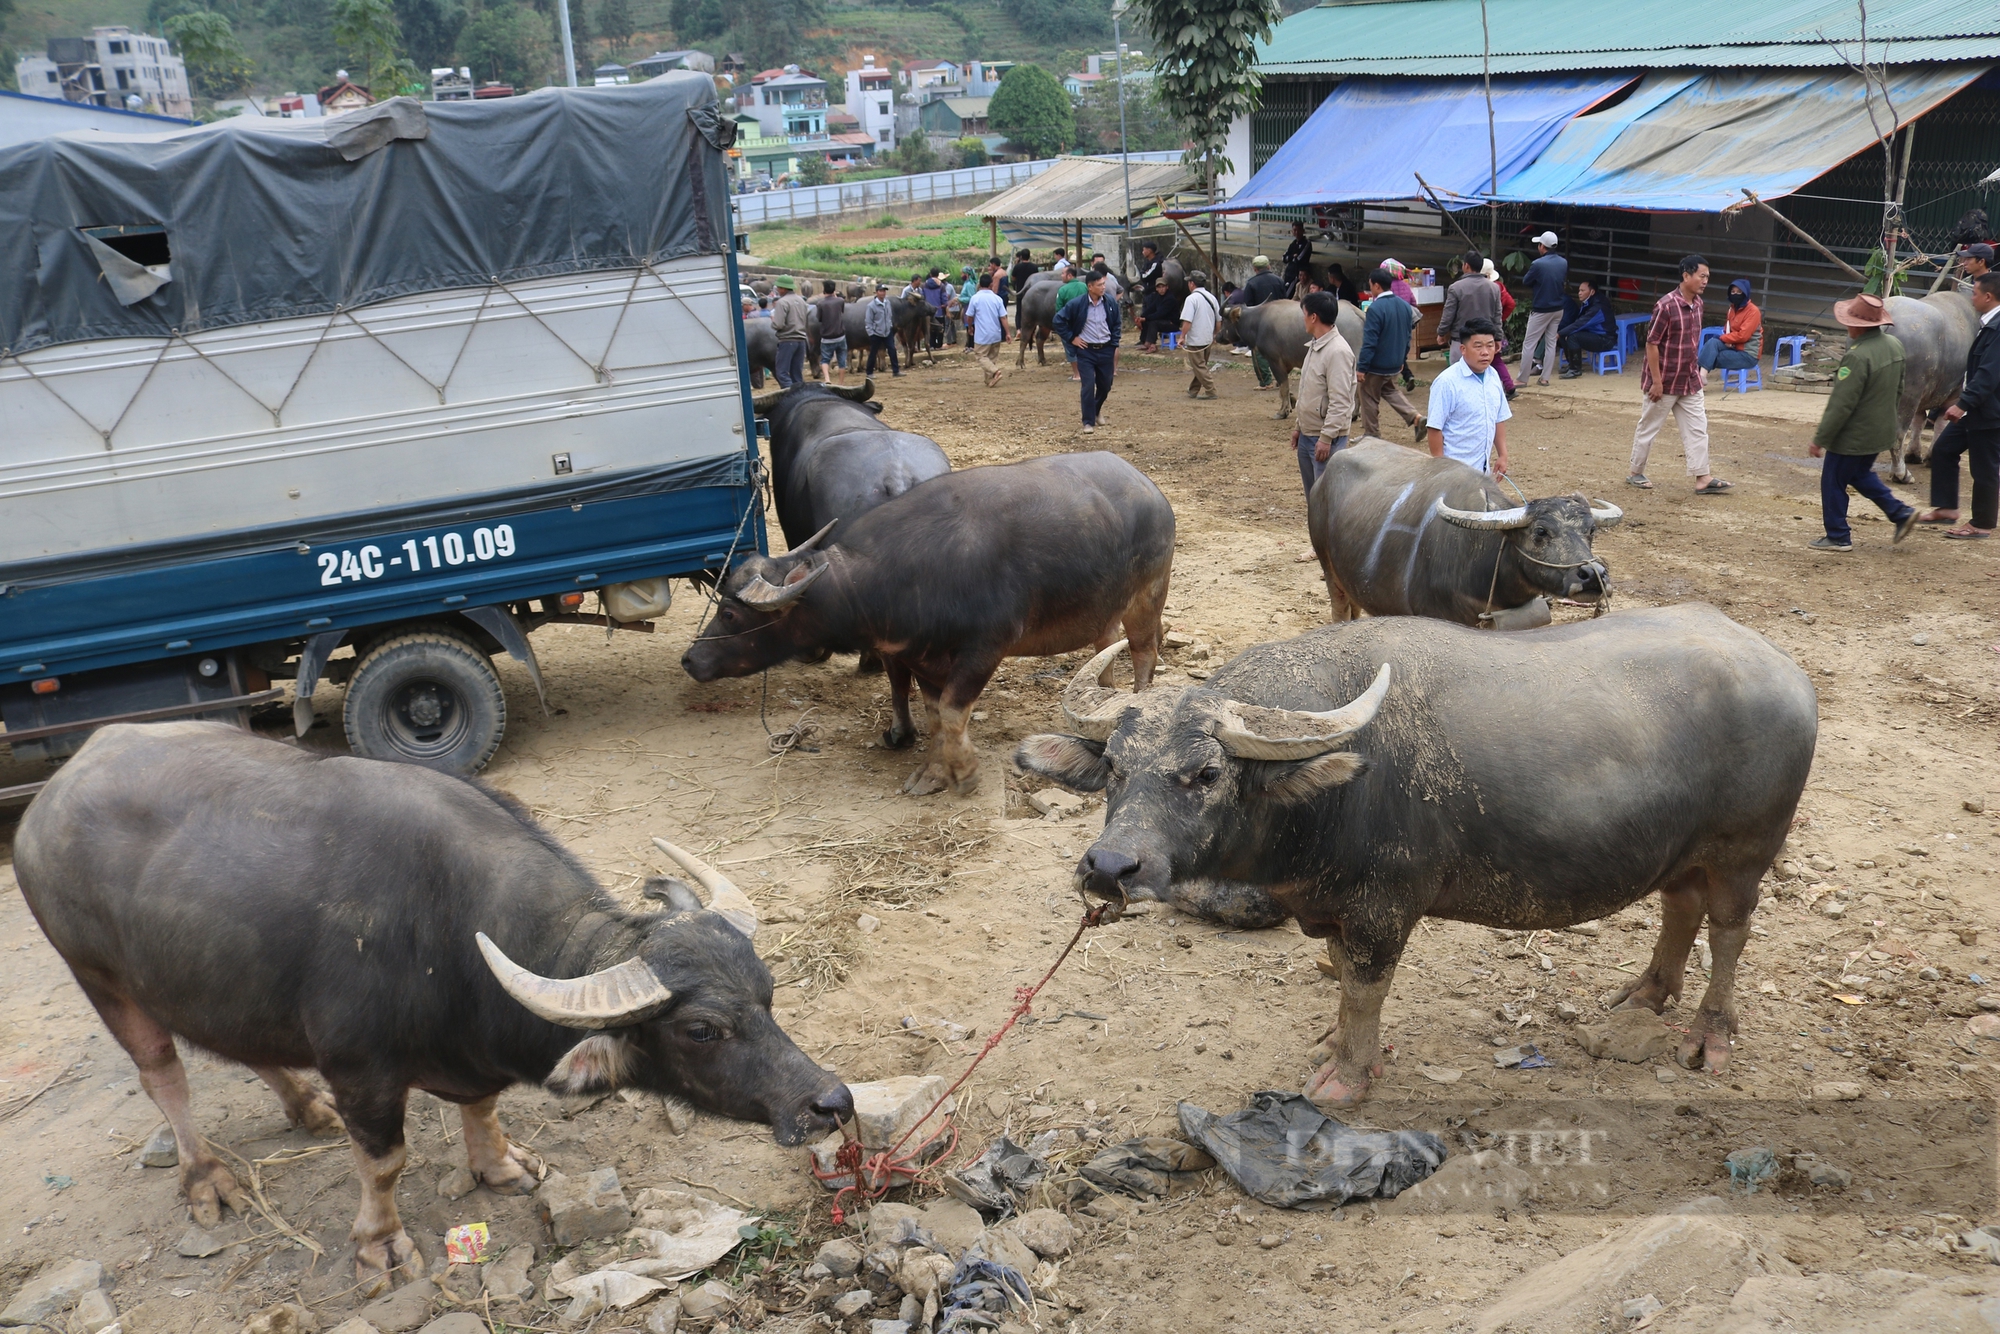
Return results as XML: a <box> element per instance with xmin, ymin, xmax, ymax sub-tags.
<box><xmin>1694</xmin><ymin>479</ymin><xmax>1733</xmax><ymax>495</ymax></box>
<box><xmin>1943</xmin><ymin>527</ymin><xmax>1993</xmax><ymax>540</ymax></box>
<box><xmin>1915</xmin><ymin>510</ymin><xmax>1959</xmax><ymax>525</ymax></box>
<box><xmin>1626</xmin><ymin>474</ymin><xmax>1654</xmax><ymax>489</ymax></box>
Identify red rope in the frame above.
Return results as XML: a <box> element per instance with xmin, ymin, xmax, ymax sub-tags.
<box><xmin>812</xmin><ymin>902</ymin><xmax>1113</xmax><ymax>1224</ymax></box>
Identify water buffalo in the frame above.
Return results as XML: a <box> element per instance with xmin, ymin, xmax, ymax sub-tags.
<box><xmin>746</xmin><ymin>304</ymin><xmax>822</xmax><ymax>387</ymax></box>
<box><xmin>1017</xmin><ymin>275</ymin><xmax>1064</xmax><ymax>367</ymax></box>
<box><xmin>1223</xmin><ymin>298</ymin><xmax>1364</xmax><ymax>417</ymax></box>
<box><xmin>1884</xmin><ymin>290</ymin><xmax>1981</xmax><ymax>480</ymax></box>
<box><xmin>683</xmin><ymin>453</ymin><xmax>1174</xmax><ymax>797</ymax></box>
<box><xmin>751</xmin><ymin>380</ymin><xmax>949</xmax><ymax>550</ymax></box>
<box><xmin>14</xmin><ymin>722</ymin><xmax>851</xmax><ymax>1290</ymax></box>
<box><xmin>1015</xmin><ymin>603</ymin><xmax>1816</xmax><ymax>1107</ymax></box>
<box><xmin>1309</xmin><ymin>438</ymin><xmax>1621</xmax><ymax>629</ymax></box>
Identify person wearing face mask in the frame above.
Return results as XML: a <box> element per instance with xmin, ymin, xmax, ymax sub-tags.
<box><xmin>1700</xmin><ymin>279</ymin><xmax>1763</xmax><ymax>377</ymax></box>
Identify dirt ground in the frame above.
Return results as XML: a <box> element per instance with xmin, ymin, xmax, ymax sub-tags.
<box><xmin>5</xmin><ymin>338</ymin><xmax>2000</xmax><ymax>1334</ymax></box>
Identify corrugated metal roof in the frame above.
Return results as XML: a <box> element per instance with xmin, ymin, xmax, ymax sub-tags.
<box><xmin>1258</xmin><ymin>0</ymin><xmax>2000</xmax><ymax>74</ymax></box>
<box><xmin>972</xmin><ymin>156</ymin><xmax>1198</xmax><ymax>222</ymax></box>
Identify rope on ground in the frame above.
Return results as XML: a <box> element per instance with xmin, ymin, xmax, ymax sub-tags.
<box><xmin>811</xmin><ymin>901</ymin><xmax>1116</xmax><ymax>1223</ymax></box>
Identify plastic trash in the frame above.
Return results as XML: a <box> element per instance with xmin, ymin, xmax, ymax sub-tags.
<box><xmin>1178</xmin><ymin>1092</ymin><xmax>1447</xmax><ymax>1209</ymax></box>
<box><xmin>1725</xmin><ymin>1146</ymin><xmax>1778</xmax><ymax>1194</ymax></box>
<box><xmin>943</xmin><ymin>1132</ymin><xmax>1057</xmax><ymax>1216</ymax></box>
<box><xmin>937</xmin><ymin>1256</ymin><xmax>1033</xmax><ymax>1333</ymax></box>
<box><xmin>443</xmin><ymin>1222</ymin><xmax>489</xmax><ymax>1264</ymax></box>
<box><xmin>1079</xmin><ymin>1136</ymin><xmax>1215</xmax><ymax>1199</ymax></box>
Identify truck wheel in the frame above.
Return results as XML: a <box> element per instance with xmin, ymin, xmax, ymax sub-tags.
<box><xmin>342</xmin><ymin>632</ymin><xmax>505</xmax><ymax>774</ymax></box>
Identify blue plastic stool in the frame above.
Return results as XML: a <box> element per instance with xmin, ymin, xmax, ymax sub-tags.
<box><xmin>1720</xmin><ymin>360</ymin><xmax>1762</xmax><ymax>393</ymax></box>
<box><xmin>1591</xmin><ymin>346</ymin><xmax>1623</xmax><ymax>374</ymax></box>
<box><xmin>1697</xmin><ymin>325</ymin><xmax>1726</xmax><ymax>355</ymax></box>
<box><xmin>1775</xmin><ymin>335</ymin><xmax>1813</xmax><ymax>368</ymax></box>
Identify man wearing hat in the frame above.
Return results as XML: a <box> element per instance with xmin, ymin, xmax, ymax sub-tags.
<box><xmin>1807</xmin><ymin>292</ymin><xmax>1917</xmax><ymax>552</ymax></box>
<box><xmin>1958</xmin><ymin>243</ymin><xmax>1994</xmax><ymax>291</ymax></box>
<box><xmin>768</xmin><ymin>275</ymin><xmax>811</xmax><ymax>389</ymax></box>
<box><xmin>1518</xmin><ymin>231</ymin><xmax>1567</xmax><ymax>385</ymax></box>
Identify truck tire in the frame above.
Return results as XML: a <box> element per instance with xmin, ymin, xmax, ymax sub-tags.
<box><xmin>342</xmin><ymin>631</ymin><xmax>505</xmax><ymax>774</ymax></box>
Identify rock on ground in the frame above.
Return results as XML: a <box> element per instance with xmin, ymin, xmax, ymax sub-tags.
<box><xmin>813</xmin><ymin>1239</ymin><xmax>863</xmax><ymax>1277</ymax></box>
<box><xmin>0</xmin><ymin>1260</ymin><xmax>107</xmax><ymax>1327</ymax></box>
<box><xmin>72</xmin><ymin>1290</ymin><xmax>116</xmax><ymax>1334</ymax></box>
<box><xmin>676</xmin><ymin>1281</ymin><xmax>736</xmax><ymax>1322</ymax></box>
<box><xmin>1004</xmin><ymin>1209</ymin><xmax>1077</xmax><ymax>1259</ymax></box>
<box><xmin>413</xmin><ymin>1315</ymin><xmax>485</xmax><ymax>1334</ymax></box>
<box><xmin>139</xmin><ymin>1124</ymin><xmax>178</xmax><ymax>1168</ymax></box>
<box><xmin>326</xmin><ymin>1321</ymin><xmax>383</xmax><ymax>1334</ymax></box>
<box><xmin>537</xmin><ymin>1167</ymin><xmax>631</xmax><ymax>1245</ymax></box>
<box><xmin>358</xmin><ymin>1279</ymin><xmax>439</xmax><ymax>1334</ymax></box>
<box><xmin>831</xmin><ymin>1290</ymin><xmax>875</xmax><ymax>1318</ymax></box>
<box><xmin>1716</xmin><ymin>1269</ymin><xmax>2000</xmax><ymax>1333</ymax></box>
<box><xmin>916</xmin><ymin>1199</ymin><xmax>985</xmax><ymax>1257</ymax></box>
<box><xmin>1574</xmin><ymin>1008</ymin><xmax>1676</xmax><ymax>1063</ymax></box>
<box><xmin>967</xmin><ymin>1226</ymin><xmax>1036</xmax><ymax>1276</ymax></box>
<box><xmin>482</xmin><ymin>1246</ymin><xmax>536</xmax><ymax>1302</ymax></box>
<box><xmin>242</xmin><ymin>1303</ymin><xmax>319</xmax><ymax>1334</ymax></box>
<box><xmin>435</xmin><ymin>1167</ymin><xmax>476</xmax><ymax>1201</ymax></box>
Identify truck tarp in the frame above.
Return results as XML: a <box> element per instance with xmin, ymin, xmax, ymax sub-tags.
<box><xmin>0</xmin><ymin>72</ymin><xmax>735</xmax><ymax>355</ymax></box>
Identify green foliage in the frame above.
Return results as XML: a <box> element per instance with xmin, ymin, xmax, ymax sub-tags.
<box><xmin>796</xmin><ymin>152</ymin><xmax>832</xmax><ymax>186</ymax></box>
<box><xmin>1072</xmin><ymin>72</ymin><xmax>1184</xmax><ymax>153</ymax></box>
<box><xmin>393</xmin><ymin>0</ymin><xmax>465</xmax><ymax>70</ymax></box>
<box><xmin>987</xmin><ymin>62</ymin><xmax>1072</xmax><ymax>157</ymax></box>
<box><xmin>456</xmin><ymin>0</ymin><xmax>551</xmax><ymax>87</ymax></box>
<box><xmin>953</xmin><ymin>135</ymin><xmax>989</xmax><ymax>166</ymax></box>
<box><xmin>1862</xmin><ymin>246</ymin><xmax>1904</xmax><ymax>297</ymax></box>
<box><xmin>998</xmin><ymin>0</ymin><xmax>1107</xmax><ymax>43</ymax></box>
<box><xmin>332</xmin><ymin>0</ymin><xmax>407</xmax><ymax>89</ymax></box>
<box><xmin>668</xmin><ymin>0</ymin><xmax>725</xmax><ymax>41</ymax></box>
<box><xmin>726</xmin><ymin>1222</ymin><xmax>798</xmax><ymax>1280</ymax></box>
<box><xmin>671</xmin><ymin>0</ymin><xmax>823</xmax><ymax>68</ymax></box>
<box><xmin>165</xmin><ymin>10</ymin><xmax>254</xmax><ymax>97</ymax></box>
<box><xmin>888</xmin><ymin>133</ymin><xmax>941</xmax><ymax>174</ymax></box>
<box><xmin>1131</xmin><ymin>0</ymin><xmax>1280</xmax><ymax>185</ymax></box>
<box><xmin>596</xmin><ymin>0</ymin><xmax>633</xmax><ymax>47</ymax></box>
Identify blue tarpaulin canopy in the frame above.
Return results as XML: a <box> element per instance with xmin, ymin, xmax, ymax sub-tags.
<box><xmin>1492</xmin><ymin>64</ymin><xmax>1991</xmax><ymax>211</ymax></box>
<box><xmin>1186</xmin><ymin>72</ymin><xmax>1634</xmax><ymax>214</ymax></box>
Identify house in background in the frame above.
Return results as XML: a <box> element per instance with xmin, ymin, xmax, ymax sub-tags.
<box><xmin>846</xmin><ymin>55</ymin><xmax>897</xmax><ymax>152</ymax></box>
<box><xmin>902</xmin><ymin>60</ymin><xmax>960</xmax><ymax>99</ymax></box>
<box><xmin>431</xmin><ymin>66</ymin><xmax>473</xmax><ymax>101</ymax></box>
<box><xmin>13</xmin><ymin>26</ymin><xmax>191</xmax><ymax>118</ymax></box>
<box><xmin>629</xmin><ymin>50</ymin><xmax>714</xmax><ymax>80</ymax></box>
<box><xmin>593</xmin><ymin>64</ymin><xmax>630</xmax><ymax>86</ymax></box>
<box><xmin>272</xmin><ymin>92</ymin><xmax>323</xmax><ymax>117</ymax></box>
<box><xmin>1062</xmin><ymin>71</ymin><xmax>1103</xmax><ymax>97</ymax></box>
<box><xmin>719</xmin><ymin>53</ymin><xmax>748</xmax><ymax>80</ymax></box>
<box><xmin>919</xmin><ymin>95</ymin><xmax>990</xmax><ymax>147</ymax></box>
<box><xmin>741</xmin><ymin>65</ymin><xmax>829</xmax><ymax>149</ymax></box>
<box><xmin>317</xmin><ymin>75</ymin><xmax>373</xmax><ymax>115</ymax></box>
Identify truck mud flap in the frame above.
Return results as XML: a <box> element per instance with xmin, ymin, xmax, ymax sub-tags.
<box><xmin>292</xmin><ymin>628</ymin><xmax>348</xmax><ymax>737</ymax></box>
<box><xmin>460</xmin><ymin>606</ymin><xmax>549</xmax><ymax>717</ymax></box>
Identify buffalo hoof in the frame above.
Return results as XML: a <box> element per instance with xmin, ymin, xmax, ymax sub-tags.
<box><xmin>880</xmin><ymin>726</ymin><xmax>918</xmax><ymax>751</ymax></box>
<box><xmin>948</xmin><ymin>768</ymin><xmax>980</xmax><ymax>797</ymax></box>
<box><xmin>1608</xmin><ymin>970</ymin><xmax>1681</xmax><ymax>1014</ymax></box>
<box><xmin>473</xmin><ymin>1141</ymin><xmax>545</xmax><ymax>1195</ymax></box>
<box><xmin>353</xmin><ymin>1229</ymin><xmax>425</xmax><ymax>1297</ymax></box>
<box><xmin>902</xmin><ymin>764</ymin><xmax>949</xmax><ymax>796</ymax></box>
<box><xmin>182</xmin><ymin>1156</ymin><xmax>252</xmax><ymax>1230</ymax></box>
<box><xmin>1677</xmin><ymin>1008</ymin><xmax>1736</xmax><ymax>1074</ymax></box>
<box><xmin>289</xmin><ymin>1088</ymin><xmax>346</xmax><ymax>1137</ymax></box>
<box><xmin>856</xmin><ymin>652</ymin><xmax>885</xmax><ymax>675</ymax></box>
<box><xmin>1303</xmin><ymin>1058</ymin><xmax>1379</xmax><ymax>1110</ymax></box>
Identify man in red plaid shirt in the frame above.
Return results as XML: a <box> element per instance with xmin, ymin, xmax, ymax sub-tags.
<box><xmin>1628</xmin><ymin>254</ymin><xmax>1732</xmax><ymax>494</ymax></box>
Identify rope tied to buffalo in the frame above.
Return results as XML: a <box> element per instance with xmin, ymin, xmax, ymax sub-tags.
<box><xmin>811</xmin><ymin>901</ymin><xmax>1116</xmax><ymax>1223</ymax></box>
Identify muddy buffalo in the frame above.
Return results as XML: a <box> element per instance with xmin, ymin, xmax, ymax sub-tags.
<box><xmin>683</xmin><ymin>453</ymin><xmax>1175</xmax><ymax>796</ymax></box>
<box><xmin>13</xmin><ymin>723</ymin><xmax>850</xmax><ymax>1290</ymax></box>
<box><xmin>1224</xmin><ymin>298</ymin><xmax>1364</xmax><ymax>417</ymax></box>
<box><xmin>1015</xmin><ymin>604</ymin><xmax>1816</xmax><ymax>1107</ymax></box>
<box><xmin>752</xmin><ymin>380</ymin><xmax>948</xmax><ymax>550</ymax></box>
<box><xmin>1017</xmin><ymin>273</ymin><xmax>1064</xmax><ymax>367</ymax></box>
<box><xmin>1310</xmin><ymin>438</ymin><xmax>1621</xmax><ymax>628</ymax></box>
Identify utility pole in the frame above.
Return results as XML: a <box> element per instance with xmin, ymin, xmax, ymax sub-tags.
<box><xmin>1114</xmin><ymin>0</ymin><xmax>1134</xmax><ymax>279</ymax></box>
<box><xmin>557</xmin><ymin>0</ymin><xmax>578</xmax><ymax>87</ymax></box>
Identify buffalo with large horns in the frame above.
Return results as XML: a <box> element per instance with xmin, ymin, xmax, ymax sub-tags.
<box><xmin>1309</xmin><ymin>438</ymin><xmax>1621</xmax><ymax>630</ymax></box>
<box><xmin>1014</xmin><ymin>603</ymin><xmax>1816</xmax><ymax>1108</ymax></box>
<box><xmin>13</xmin><ymin>722</ymin><xmax>850</xmax><ymax>1292</ymax></box>
<box><xmin>748</xmin><ymin>379</ymin><xmax>950</xmax><ymax>552</ymax></box>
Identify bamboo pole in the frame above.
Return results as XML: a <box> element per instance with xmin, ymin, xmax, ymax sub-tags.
<box><xmin>1735</xmin><ymin>190</ymin><xmax>1866</xmax><ymax>284</ymax></box>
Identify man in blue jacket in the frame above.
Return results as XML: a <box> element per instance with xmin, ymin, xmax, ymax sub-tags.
<box><xmin>1356</xmin><ymin>269</ymin><xmax>1424</xmax><ymax>441</ymax></box>
<box><xmin>1556</xmin><ymin>278</ymin><xmax>1616</xmax><ymax>378</ymax></box>
<box><xmin>1917</xmin><ymin>271</ymin><xmax>2000</xmax><ymax>539</ymax></box>
<box><xmin>1052</xmin><ymin>270</ymin><xmax>1122</xmax><ymax>433</ymax></box>
<box><xmin>1518</xmin><ymin>231</ymin><xmax>1567</xmax><ymax>385</ymax></box>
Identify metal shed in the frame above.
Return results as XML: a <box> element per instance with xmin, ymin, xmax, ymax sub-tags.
<box><xmin>972</xmin><ymin>155</ymin><xmax>1197</xmax><ymax>261</ymax></box>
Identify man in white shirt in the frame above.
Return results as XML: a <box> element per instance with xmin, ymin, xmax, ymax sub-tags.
<box><xmin>965</xmin><ymin>272</ymin><xmax>1012</xmax><ymax>388</ymax></box>
<box><xmin>1178</xmin><ymin>271</ymin><xmax>1222</xmax><ymax>400</ymax></box>
<box><xmin>1425</xmin><ymin>317</ymin><xmax>1511</xmax><ymax>474</ymax></box>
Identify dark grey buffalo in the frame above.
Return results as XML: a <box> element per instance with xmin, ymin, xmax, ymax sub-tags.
<box><xmin>752</xmin><ymin>379</ymin><xmax>949</xmax><ymax>550</ymax></box>
<box><xmin>1884</xmin><ymin>290</ymin><xmax>1981</xmax><ymax>480</ymax></box>
<box><xmin>1309</xmin><ymin>438</ymin><xmax>1621</xmax><ymax>629</ymax></box>
<box><xmin>746</xmin><ymin>305</ymin><xmax>821</xmax><ymax>387</ymax></box>
<box><xmin>14</xmin><ymin>723</ymin><xmax>851</xmax><ymax>1290</ymax></box>
<box><xmin>683</xmin><ymin>453</ymin><xmax>1175</xmax><ymax>797</ymax></box>
<box><xmin>1017</xmin><ymin>273</ymin><xmax>1064</xmax><ymax>367</ymax></box>
<box><xmin>1015</xmin><ymin>604</ymin><xmax>1816</xmax><ymax>1107</ymax></box>
<box><xmin>1222</xmin><ymin>298</ymin><xmax>1364</xmax><ymax>417</ymax></box>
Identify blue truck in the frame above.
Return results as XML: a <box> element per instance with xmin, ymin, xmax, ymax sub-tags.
<box><xmin>0</xmin><ymin>74</ymin><xmax>763</xmax><ymax>787</ymax></box>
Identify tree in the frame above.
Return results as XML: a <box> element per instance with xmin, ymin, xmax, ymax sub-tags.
<box><xmin>597</xmin><ymin>0</ymin><xmax>634</xmax><ymax>48</ymax></box>
<box><xmin>797</xmin><ymin>152</ymin><xmax>832</xmax><ymax>186</ymax></box>
<box><xmin>1131</xmin><ymin>0</ymin><xmax>1279</xmax><ymax>207</ymax></box>
<box><xmin>456</xmin><ymin>0</ymin><xmax>553</xmax><ymax>87</ymax></box>
<box><xmin>668</xmin><ymin>0</ymin><xmax>726</xmax><ymax>42</ymax></box>
<box><xmin>332</xmin><ymin>0</ymin><xmax>408</xmax><ymax>90</ymax></box>
<box><xmin>999</xmin><ymin>0</ymin><xmax>1108</xmax><ymax>44</ymax></box>
<box><xmin>953</xmin><ymin>136</ymin><xmax>988</xmax><ymax>166</ymax></box>
<box><xmin>395</xmin><ymin>0</ymin><xmax>467</xmax><ymax>72</ymax></box>
<box><xmin>889</xmin><ymin>133</ymin><xmax>940</xmax><ymax>175</ymax></box>
<box><xmin>1072</xmin><ymin>73</ymin><xmax>1185</xmax><ymax>154</ymax></box>
<box><xmin>165</xmin><ymin>10</ymin><xmax>253</xmax><ymax>98</ymax></box>
<box><xmin>987</xmin><ymin>63</ymin><xmax>1073</xmax><ymax>158</ymax></box>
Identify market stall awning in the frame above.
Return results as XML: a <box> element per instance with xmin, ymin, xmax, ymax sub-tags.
<box><xmin>976</xmin><ymin>154</ymin><xmax>1197</xmax><ymax>223</ymax></box>
<box><xmin>1183</xmin><ymin>72</ymin><xmax>1634</xmax><ymax>214</ymax></box>
<box><xmin>1493</xmin><ymin>64</ymin><xmax>1991</xmax><ymax>211</ymax></box>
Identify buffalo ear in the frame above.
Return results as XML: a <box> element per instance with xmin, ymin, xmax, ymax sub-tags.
<box><xmin>1013</xmin><ymin>734</ymin><xmax>1110</xmax><ymax>792</ymax></box>
<box><xmin>545</xmin><ymin>1034</ymin><xmax>638</xmax><ymax>1096</ymax></box>
<box><xmin>1255</xmin><ymin>752</ymin><xmax>1366</xmax><ymax>803</ymax></box>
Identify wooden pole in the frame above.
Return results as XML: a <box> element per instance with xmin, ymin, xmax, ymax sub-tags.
<box><xmin>989</xmin><ymin>216</ymin><xmax>997</xmax><ymax>260</ymax></box>
<box><xmin>1159</xmin><ymin>196</ymin><xmax>1211</xmax><ymax>269</ymax></box>
<box><xmin>1735</xmin><ymin>190</ymin><xmax>1866</xmax><ymax>284</ymax></box>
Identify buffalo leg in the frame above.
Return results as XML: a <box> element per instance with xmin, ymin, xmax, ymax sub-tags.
<box><xmin>1324</xmin><ymin>565</ymin><xmax>1359</xmax><ymax>622</ymax></box>
<box><xmin>1119</xmin><ymin>573</ymin><xmax>1169</xmax><ymax>689</ymax></box>
<box><xmin>460</xmin><ymin>1094</ymin><xmax>544</xmax><ymax>1193</ymax></box>
<box><xmin>905</xmin><ymin>666</ymin><xmax>993</xmax><ymax>797</ymax></box>
<box><xmin>1608</xmin><ymin>870</ymin><xmax>1705</xmax><ymax>1014</ymax></box>
<box><xmin>81</xmin><ymin>982</ymin><xmax>250</xmax><ymax>1228</ymax></box>
<box><xmin>881</xmin><ymin>658</ymin><xmax>919</xmax><ymax>749</ymax></box>
<box><xmin>1303</xmin><ymin>925</ymin><xmax>1399</xmax><ymax>1109</ymax></box>
<box><xmin>1679</xmin><ymin>870</ymin><xmax>1758</xmax><ymax>1074</ymax></box>
<box><xmin>326</xmin><ymin>1078</ymin><xmax>423</xmax><ymax>1293</ymax></box>
<box><xmin>1274</xmin><ymin>371</ymin><xmax>1295</xmax><ymax>420</ymax></box>
<box><xmin>252</xmin><ymin>1066</ymin><xmax>345</xmax><ymax>1136</ymax></box>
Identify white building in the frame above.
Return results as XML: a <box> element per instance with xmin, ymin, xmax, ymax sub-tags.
<box><xmin>845</xmin><ymin>55</ymin><xmax>896</xmax><ymax>152</ymax></box>
<box><xmin>14</xmin><ymin>26</ymin><xmax>191</xmax><ymax>119</ymax></box>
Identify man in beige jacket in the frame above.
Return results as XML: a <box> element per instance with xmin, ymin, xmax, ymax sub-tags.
<box><xmin>1292</xmin><ymin>289</ymin><xmax>1357</xmax><ymax>497</ymax></box>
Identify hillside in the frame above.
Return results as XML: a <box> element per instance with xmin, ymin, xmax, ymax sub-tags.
<box><xmin>3</xmin><ymin>0</ymin><xmax>1119</xmax><ymax>107</ymax></box>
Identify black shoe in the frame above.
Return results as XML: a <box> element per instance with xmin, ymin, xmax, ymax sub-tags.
<box><xmin>1559</xmin><ymin>369</ymin><xmax>1582</xmax><ymax>380</ymax></box>
<box><xmin>1809</xmin><ymin>536</ymin><xmax>1853</xmax><ymax>552</ymax></box>
<box><xmin>1894</xmin><ymin>511</ymin><xmax>1917</xmax><ymax>544</ymax></box>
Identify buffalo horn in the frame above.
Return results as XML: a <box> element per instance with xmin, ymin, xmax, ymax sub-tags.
<box><xmin>750</xmin><ymin>386</ymin><xmax>786</xmax><ymax>415</ymax></box>
<box><xmin>790</xmin><ymin>518</ymin><xmax>837</xmax><ymax>553</ymax></box>
<box><xmin>1435</xmin><ymin>502</ymin><xmax>1531</xmax><ymax>531</ymax></box>
<box><xmin>828</xmin><ymin>377</ymin><xmax>876</xmax><ymax>403</ymax></box>
<box><xmin>476</xmin><ymin>932</ymin><xmax>673</xmax><ymax>1029</ymax></box>
<box><xmin>651</xmin><ymin>837</ymin><xmax>759</xmax><ymax>938</ymax></box>
<box><xmin>1060</xmin><ymin>639</ymin><xmax>1133</xmax><ymax>741</ymax></box>
<box><xmin>1214</xmin><ymin>663</ymin><xmax>1392</xmax><ymax>761</ymax></box>
<box><xmin>737</xmin><ymin>560</ymin><xmax>826</xmax><ymax>610</ymax></box>
<box><xmin>1588</xmin><ymin>499</ymin><xmax>1624</xmax><ymax>527</ymax></box>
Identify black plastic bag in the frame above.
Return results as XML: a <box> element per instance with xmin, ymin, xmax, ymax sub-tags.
<box><xmin>1178</xmin><ymin>1092</ymin><xmax>1447</xmax><ymax>1209</ymax></box>
<box><xmin>1078</xmin><ymin>1136</ymin><xmax>1216</xmax><ymax>1199</ymax></box>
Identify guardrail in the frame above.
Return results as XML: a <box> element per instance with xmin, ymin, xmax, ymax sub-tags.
<box><xmin>730</xmin><ymin>152</ymin><xmax>1184</xmax><ymax>228</ymax></box>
